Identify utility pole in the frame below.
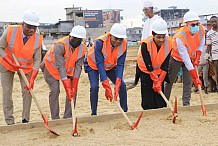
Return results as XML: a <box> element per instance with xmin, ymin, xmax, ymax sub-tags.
<box><xmin>72</xmin><ymin>4</ymin><xmax>75</xmax><ymax>27</ymax></box>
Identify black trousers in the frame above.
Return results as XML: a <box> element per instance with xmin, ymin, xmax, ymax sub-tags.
<box><xmin>140</xmin><ymin>72</ymin><xmax>166</xmax><ymax>110</ymax></box>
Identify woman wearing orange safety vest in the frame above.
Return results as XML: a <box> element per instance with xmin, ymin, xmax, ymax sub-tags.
<box><xmin>42</xmin><ymin>25</ymin><xmax>86</xmax><ymax>119</ymax></box>
<box><xmin>164</xmin><ymin>11</ymin><xmax>205</xmax><ymax>106</ymax></box>
<box><xmin>84</xmin><ymin>23</ymin><xmax>128</xmax><ymax>115</ymax></box>
<box><xmin>137</xmin><ymin>19</ymin><xmax>172</xmax><ymax>110</ymax></box>
<box><xmin>0</xmin><ymin>10</ymin><xmax>42</xmax><ymax>125</ymax></box>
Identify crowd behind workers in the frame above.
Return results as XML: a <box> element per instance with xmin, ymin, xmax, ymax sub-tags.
<box><xmin>0</xmin><ymin>0</ymin><xmax>218</xmax><ymax>125</ymax></box>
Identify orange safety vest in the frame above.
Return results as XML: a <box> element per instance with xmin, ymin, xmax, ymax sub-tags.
<box><xmin>137</xmin><ymin>36</ymin><xmax>172</xmax><ymax>75</ymax></box>
<box><xmin>87</xmin><ymin>32</ymin><xmax>127</xmax><ymax>71</ymax></box>
<box><xmin>44</xmin><ymin>36</ymin><xmax>86</xmax><ymax>80</ymax></box>
<box><xmin>0</xmin><ymin>25</ymin><xmax>43</xmax><ymax>74</ymax></box>
<box><xmin>171</xmin><ymin>24</ymin><xmax>205</xmax><ymax>62</ymax></box>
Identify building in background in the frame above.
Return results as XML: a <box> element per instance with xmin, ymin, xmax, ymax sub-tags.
<box><xmin>0</xmin><ymin>22</ymin><xmax>20</xmax><ymax>36</ymax></box>
<box><xmin>0</xmin><ymin>5</ymin><xmax>217</xmax><ymax>44</ymax></box>
<box><xmin>126</xmin><ymin>27</ymin><xmax>142</xmax><ymax>46</ymax></box>
<box><xmin>102</xmin><ymin>9</ymin><xmax>121</xmax><ymax>27</ymax></box>
<box><xmin>160</xmin><ymin>7</ymin><xmax>189</xmax><ymax>36</ymax></box>
<box><xmin>63</xmin><ymin>6</ymin><xmax>122</xmax><ymax>39</ymax></box>
<box><xmin>84</xmin><ymin>10</ymin><xmax>103</xmax><ymax>28</ymax></box>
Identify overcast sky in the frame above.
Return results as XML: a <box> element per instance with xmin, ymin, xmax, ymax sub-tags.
<box><xmin>1</xmin><ymin>0</ymin><xmax>217</xmax><ymax>27</ymax></box>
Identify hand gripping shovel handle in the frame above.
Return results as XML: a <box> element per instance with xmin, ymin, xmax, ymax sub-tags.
<box><xmin>114</xmin><ymin>100</ymin><xmax>142</xmax><ymax>130</ymax></box>
<box><xmin>71</xmin><ymin>99</ymin><xmax>78</xmax><ymax>136</ymax></box>
<box><xmin>11</xmin><ymin>54</ymin><xmax>59</xmax><ymax>136</ymax></box>
<box><xmin>195</xmin><ymin>66</ymin><xmax>207</xmax><ymax>116</ymax></box>
<box><xmin>160</xmin><ymin>91</ymin><xmax>177</xmax><ymax>123</ymax></box>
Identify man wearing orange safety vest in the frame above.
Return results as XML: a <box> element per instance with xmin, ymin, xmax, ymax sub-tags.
<box><xmin>84</xmin><ymin>23</ymin><xmax>128</xmax><ymax>115</ymax></box>
<box><xmin>164</xmin><ymin>11</ymin><xmax>205</xmax><ymax>106</ymax></box>
<box><xmin>0</xmin><ymin>10</ymin><xmax>43</xmax><ymax>125</ymax></box>
<box><xmin>42</xmin><ymin>25</ymin><xmax>86</xmax><ymax>119</ymax></box>
<box><xmin>137</xmin><ymin>19</ymin><xmax>172</xmax><ymax>109</ymax></box>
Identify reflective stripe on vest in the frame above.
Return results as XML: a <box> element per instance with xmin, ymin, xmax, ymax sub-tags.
<box><xmin>8</xmin><ymin>27</ymin><xmax>18</xmax><ymax>51</ymax></box>
<box><xmin>34</xmin><ymin>34</ymin><xmax>40</xmax><ymax>51</ymax></box>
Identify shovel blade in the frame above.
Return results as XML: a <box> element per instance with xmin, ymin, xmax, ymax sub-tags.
<box><xmin>42</xmin><ymin>114</ymin><xmax>59</xmax><ymax>136</ymax></box>
<box><xmin>72</xmin><ymin>118</ymin><xmax>78</xmax><ymax>136</ymax></box>
<box><xmin>172</xmin><ymin>116</ymin><xmax>176</xmax><ymax>123</ymax></box>
<box><xmin>202</xmin><ymin>105</ymin><xmax>207</xmax><ymax>116</ymax></box>
<box><xmin>131</xmin><ymin>112</ymin><xmax>143</xmax><ymax>130</ymax></box>
<box><xmin>44</xmin><ymin>124</ymin><xmax>60</xmax><ymax>136</ymax></box>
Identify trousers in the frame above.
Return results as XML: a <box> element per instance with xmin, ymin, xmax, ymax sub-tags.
<box><xmin>87</xmin><ymin>68</ymin><xmax>128</xmax><ymax>115</ymax></box>
<box><xmin>198</xmin><ymin>64</ymin><xmax>209</xmax><ymax>87</ymax></box>
<box><xmin>0</xmin><ymin>64</ymin><xmax>32</xmax><ymax>125</ymax></box>
<box><xmin>164</xmin><ymin>57</ymin><xmax>192</xmax><ymax>106</ymax></box>
<box><xmin>43</xmin><ymin>67</ymin><xmax>73</xmax><ymax>119</ymax></box>
<box><xmin>213</xmin><ymin>60</ymin><xmax>218</xmax><ymax>89</ymax></box>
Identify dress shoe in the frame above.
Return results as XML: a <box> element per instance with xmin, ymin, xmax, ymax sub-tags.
<box><xmin>204</xmin><ymin>87</ymin><xmax>208</xmax><ymax>94</ymax></box>
<box><xmin>22</xmin><ymin>119</ymin><xmax>29</xmax><ymax>123</ymax></box>
<box><xmin>7</xmin><ymin>122</ymin><xmax>15</xmax><ymax>125</ymax></box>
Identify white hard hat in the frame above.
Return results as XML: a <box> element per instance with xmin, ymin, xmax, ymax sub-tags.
<box><xmin>69</xmin><ymin>25</ymin><xmax>86</xmax><ymax>39</ymax></box>
<box><xmin>110</xmin><ymin>23</ymin><xmax>127</xmax><ymax>38</ymax></box>
<box><xmin>183</xmin><ymin>11</ymin><xmax>200</xmax><ymax>23</ymax></box>
<box><xmin>152</xmin><ymin>19</ymin><xmax>168</xmax><ymax>34</ymax></box>
<box><xmin>143</xmin><ymin>0</ymin><xmax>153</xmax><ymax>8</ymax></box>
<box><xmin>23</xmin><ymin>10</ymin><xmax>40</xmax><ymax>26</ymax></box>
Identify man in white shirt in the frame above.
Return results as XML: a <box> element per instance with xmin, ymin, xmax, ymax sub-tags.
<box><xmin>128</xmin><ymin>1</ymin><xmax>162</xmax><ymax>90</ymax></box>
<box><xmin>206</xmin><ymin>16</ymin><xmax>218</xmax><ymax>91</ymax></box>
<box><xmin>141</xmin><ymin>1</ymin><xmax>161</xmax><ymax>40</ymax></box>
<box><xmin>197</xmin><ymin>45</ymin><xmax>209</xmax><ymax>94</ymax></box>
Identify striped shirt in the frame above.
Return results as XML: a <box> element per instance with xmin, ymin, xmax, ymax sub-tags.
<box><xmin>206</xmin><ymin>29</ymin><xmax>218</xmax><ymax>60</ymax></box>
<box><xmin>199</xmin><ymin>45</ymin><xmax>208</xmax><ymax>65</ymax></box>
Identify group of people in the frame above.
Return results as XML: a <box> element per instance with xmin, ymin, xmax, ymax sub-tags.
<box><xmin>132</xmin><ymin>1</ymin><xmax>218</xmax><ymax>110</ymax></box>
<box><xmin>0</xmin><ymin>9</ymin><xmax>129</xmax><ymax>124</ymax></box>
<box><xmin>0</xmin><ymin>1</ymin><xmax>217</xmax><ymax>125</ymax></box>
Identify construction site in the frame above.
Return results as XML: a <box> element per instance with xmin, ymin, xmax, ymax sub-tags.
<box><xmin>0</xmin><ymin>1</ymin><xmax>218</xmax><ymax>146</ymax></box>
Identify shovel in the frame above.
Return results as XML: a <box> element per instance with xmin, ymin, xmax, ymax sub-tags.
<box><xmin>71</xmin><ymin>99</ymin><xmax>78</xmax><ymax>136</ymax></box>
<box><xmin>12</xmin><ymin>54</ymin><xmax>59</xmax><ymax>136</ymax></box>
<box><xmin>173</xmin><ymin>96</ymin><xmax>178</xmax><ymax>123</ymax></box>
<box><xmin>195</xmin><ymin>66</ymin><xmax>207</xmax><ymax>116</ymax></box>
<box><xmin>160</xmin><ymin>91</ymin><xmax>177</xmax><ymax>123</ymax></box>
<box><xmin>113</xmin><ymin>100</ymin><xmax>143</xmax><ymax>130</ymax></box>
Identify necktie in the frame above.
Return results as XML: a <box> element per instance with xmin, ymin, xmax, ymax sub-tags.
<box><xmin>23</xmin><ymin>36</ymin><xmax>28</xmax><ymax>44</ymax></box>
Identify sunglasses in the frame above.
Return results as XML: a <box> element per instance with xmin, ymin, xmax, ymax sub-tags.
<box><xmin>190</xmin><ymin>22</ymin><xmax>199</xmax><ymax>27</ymax></box>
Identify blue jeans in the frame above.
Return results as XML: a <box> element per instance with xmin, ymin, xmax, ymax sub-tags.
<box><xmin>87</xmin><ymin>68</ymin><xmax>128</xmax><ymax>115</ymax></box>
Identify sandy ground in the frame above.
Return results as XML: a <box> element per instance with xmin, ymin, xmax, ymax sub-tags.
<box><xmin>0</xmin><ymin>47</ymin><xmax>218</xmax><ymax>145</ymax></box>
